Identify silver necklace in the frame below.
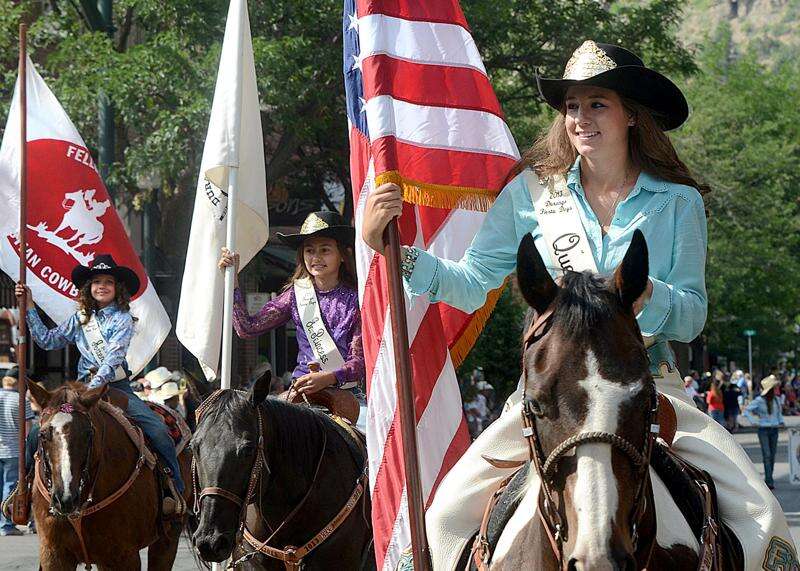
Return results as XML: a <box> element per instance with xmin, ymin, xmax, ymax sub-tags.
<box><xmin>595</xmin><ymin>169</ymin><xmax>630</xmax><ymax>230</ymax></box>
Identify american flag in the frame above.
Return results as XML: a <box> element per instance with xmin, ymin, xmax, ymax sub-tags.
<box><xmin>343</xmin><ymin>1</ymin><xmax>519</xmax><ymax>568</ymax></box>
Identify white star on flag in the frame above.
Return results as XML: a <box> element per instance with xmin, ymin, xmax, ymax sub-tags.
<box><xmin>348</xmin><ymin>13</ymin><xmax>359</xmax><ymax>32</ymax></box>
<box><xmin>352</xmin><ymin>52</ymin><xmax>364</xmax><ymax>72</ymax></box>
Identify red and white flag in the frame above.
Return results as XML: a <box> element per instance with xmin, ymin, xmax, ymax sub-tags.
<box><xmin>343</xmin><ymin>1</ymin><xmax>519</xmax><ymax>568</ymax></box>
<box><xmin>0</xmin><ymin>58</ymin><xmax>171</xmax><ymax>375</ymax></box>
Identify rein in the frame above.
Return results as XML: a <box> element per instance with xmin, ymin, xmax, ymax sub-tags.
<box><xmin>35</xmin><ymin>401</ymin><xmax>149</xmax><ymax>569</ymax></box>
<box><xmin>521</xmin><ymin>308</ymin><xmax>659</xmax><ymax>569</ymax></box>
<box><xmin>193</xmin><ymin>389</ymin><xmax>365</xmax><ymax>570</ymax></box>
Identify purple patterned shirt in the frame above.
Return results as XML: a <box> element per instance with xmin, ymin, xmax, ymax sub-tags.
<box><xmin>232</xmin><ymin>284</ymin><xmax>364</xmax><ymax>385</ymax></box>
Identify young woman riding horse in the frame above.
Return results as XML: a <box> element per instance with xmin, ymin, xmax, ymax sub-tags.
<box><xmin>191</xmin><ymin>372</ymin><xmax>373</xmax><ymax>569</ymax></box>
<box><xmin>363</xmin><ymin>41</ymin><xmax>796</xmax><ymax>569</ymax></box>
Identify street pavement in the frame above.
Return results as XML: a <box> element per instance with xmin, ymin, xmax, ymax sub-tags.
<box><xmin>2</xmin><ymin>414</ymin><xmax>800</xmax><ymax>568</ymax></box>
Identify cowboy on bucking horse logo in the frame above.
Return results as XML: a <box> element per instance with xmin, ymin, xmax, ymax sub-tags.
<box><xmin>27</xmin><ymin>188</ymin><xmax>111</xmax><ymax>266</ymax></box>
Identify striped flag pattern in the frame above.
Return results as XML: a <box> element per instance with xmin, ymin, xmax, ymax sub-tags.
<box><xmin>343</xmin><ymin>1</ymin><xmax>519</xmax><ymax>568</ymax></box>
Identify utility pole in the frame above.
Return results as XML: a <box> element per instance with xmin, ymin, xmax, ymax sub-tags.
<box><xmin>744</xmin><ymin>329</ymin><xmax>757</xmax><ymax>378</ymax></box>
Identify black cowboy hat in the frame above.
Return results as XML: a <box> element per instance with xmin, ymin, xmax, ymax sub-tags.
<box><xmin>276</xmin><ymin>211</ymin><xmax>355</xmax><ymax>249</ymax></box>
<box><xmin>71</xmin><ymin>254</ymin><xmax>141</xmax><ymax>297</ymax></box>
<box><xmin>536</xmin><ymin>40</ymin><xmax>689</xmax><ymax>131</ymax></box>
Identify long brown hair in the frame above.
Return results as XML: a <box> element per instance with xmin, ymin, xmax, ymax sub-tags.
<box><xmin>764</xmin><ymin>386</ymin><xmax>775</xmax><ymax>415</ymax></box>
<box><xmin>509</xmin><ymin>96</ymin><xmax>710</xmax><ymax>195</ymax></box>
<box><xmin>77</xmin><ymin>277</ymin><xmax>133</xmax><ymax>324</ymax></box>
<box><xmin>710</xmin><ymin>378</ymin><xmax>723</xmax><ymax>401</ymax></box>
<box><xmin>283</xmin><ymin>238</ymin><xmax>358</xmax><ymax>291</ymax></box>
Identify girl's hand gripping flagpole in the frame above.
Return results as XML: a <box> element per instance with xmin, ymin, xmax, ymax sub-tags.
<box><xmin>383</xmin><ymin>219</ymin><xmax>432</xmax><ymax>571</ymax></box>
<box><xmin>11</xmin><ymin>22</ymin><xmax>30</xmax><ymax>527</ymax></box>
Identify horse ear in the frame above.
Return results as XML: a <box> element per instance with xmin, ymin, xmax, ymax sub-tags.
<box><xmin>250</xmin><ymin>370</ymin><xmax>271</xmax><ymax>407</ymax></box>
<box><xmin>516</xmin><ymin>233</ymin><xmax>558</xmax><ymax>314</ymax></box>
<box><xmin>78</xmin><ymin>384</ymin><xmax>108</xmax><ymax>409</ymax></box>
<box><xmin>614</xmin><ymin>229</ymin><xmax>649</xmax><ymax>309</ymax></box>
<box><xmin>27</xmin><ymin>381</ymin><xmax>51</xmax><ymax>410</ymax></box>
<box><xmin>183</xmin><ymin>369</ymin><xmax>213</xmax><ymax>400</ymax></box>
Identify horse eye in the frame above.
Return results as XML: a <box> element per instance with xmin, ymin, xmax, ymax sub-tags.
<box><xmin>40</xmin><ymin>427</ymin><xmax>53</xmax><ymax>441</ymax></box>
<box><xmin>526</xmin><ymin>398</ymin><xmax>546</xmax><ymax>418</ymax></box>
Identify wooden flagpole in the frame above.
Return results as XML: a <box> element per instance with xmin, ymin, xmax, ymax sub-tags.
<box><xmin>383</xmin><ymin>219</ymin><xmax>431</xmax><ymax>571</ymax></box>
<box><xmin>11</xmin><ymin>22</ymin><xmax>30</xmax><ymax>526</ymax></box>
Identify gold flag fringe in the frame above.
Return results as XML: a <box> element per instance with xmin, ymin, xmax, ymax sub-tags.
<box><xmin>449</xmin><ymin>281</ymin><xmax>507</xmax><ymax>369</ymax></box>
<box><xmin>372</xmin><ymin>169</ymin><xmax>505</xmax><ymax>367</ymax></box>
<box><xmin>374</xmin><ymin>170</ymin><xmax>498</xmax><ymax>212</ymax></box>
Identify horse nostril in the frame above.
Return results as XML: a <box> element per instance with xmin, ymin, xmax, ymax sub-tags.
<box><xmin>567</xmin><ymin>558</ymin><xmax>579</xmax><ymax>571</ymax></box>
<box><xmin>213</xmin><ymin>533</ymin><xmax>232</xmax><ymax>555</ymax></box>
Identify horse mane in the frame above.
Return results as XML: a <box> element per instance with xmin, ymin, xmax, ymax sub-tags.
<box><xmin>553</xmin><ymin>271</ymin><xmax>616</xmax><ymax>335</ymax></box>
<box><xmin>204</xmin><ymin>391</ymin><xmax>363</xmax><ymax>473</ymax></box>
<box><xmin>46</xmin><ymin>382</ymin><xmax>91</xmax><ymax>406</ymax></box>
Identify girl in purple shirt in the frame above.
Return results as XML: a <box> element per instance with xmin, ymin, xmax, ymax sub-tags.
<box><xmin>219</xmin><ymin>211</ymin><xmax>364</xmax><ymax>395</ymax></box>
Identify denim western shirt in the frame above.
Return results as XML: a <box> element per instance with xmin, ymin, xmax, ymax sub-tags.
<box><xmin>405</xmin><ymin>158</ymin><xmax>708</xmax><ymax>374</ymax></box>
<box><xmin>743</xmin><ymin>396</ymin><xmax>785</xmax><ymax>428</ymax></box>
<box><xmin>27</xmin><ymin>303</ymin><xmax>134</xmax><ymax>388</ymax></box>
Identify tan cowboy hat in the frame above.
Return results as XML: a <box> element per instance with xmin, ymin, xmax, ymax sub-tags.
<box><xmin>144</xmin><ymin>366</ymin><xmax>179</xmax><ymax>390</ymax></box>
<box><xmin>151</xmin><ymin>381</ymin><xmax>187</xmax><ymax>403</ymax></box>
<box><xmin>760</xmin><ymin>375</ymin><xmax>780</xmax><ymax>396</ymax></box>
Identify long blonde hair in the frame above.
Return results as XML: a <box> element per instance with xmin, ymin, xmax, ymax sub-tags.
<box><xmin>508</xmin><ymin>97</ymin><xmax>710</xmax><ymax>195</ymax></box>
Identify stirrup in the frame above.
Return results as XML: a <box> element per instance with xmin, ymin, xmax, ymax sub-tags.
<box><xmin>162</xmin><ymin>478</ymin><xmax>186</xmax><ymax>517</ymax></box>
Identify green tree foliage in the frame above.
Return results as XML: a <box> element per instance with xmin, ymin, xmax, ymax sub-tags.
<box><xmin>1</xmin><ymin>0</ymin><xmax>695</xmax><ymax>212</ymax></box>
<box><xmin>457</xmin><ymin>286</ymin><xmax>525</xmax><ymax>399</ymax></box>
<box><xmin>0</xmin><ymin>0</ymin><xmax>698</xmax><ymax>376</ymax></box>
<box><xmin>673</xmin><ymin>25</ymin><xmax>800</xmax><ymax>365</ymax></box>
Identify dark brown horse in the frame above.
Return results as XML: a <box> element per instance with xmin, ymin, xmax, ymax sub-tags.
<box><xmin>190</xmin><ymin>372</ymin><xmax>374</xmax><ymax>570</ymax></box>
<box><xmin>476</xmin><ymin>231</ymin><xmax>729</xmax><ymax>570</ymax></box>
<box><xmin>27</xmin><ymin>381</ymin><xmax>192</xmax><ymax>570</ymax></box>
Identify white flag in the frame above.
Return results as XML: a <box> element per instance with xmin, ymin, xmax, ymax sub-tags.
<box><xmin>176</xmin><ymin>0</ymin><xmax>268</xmax><ymax>379</ymax></box>
<box><xmin>0</xmin><ymin>58</ymin><xmax>171</xmax><ymax>375</ymax></box>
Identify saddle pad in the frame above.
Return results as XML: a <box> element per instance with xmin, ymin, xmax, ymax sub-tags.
<box><xmin>144</xmin><ymin>401</ymin><xmax>192</xmax><ymax>456</ymax></box>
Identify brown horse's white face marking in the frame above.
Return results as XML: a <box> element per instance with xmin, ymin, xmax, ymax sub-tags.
<box><xmin>48</xmin><ymin>412</ymin><xmax>75</xmax><ymax>505</ymax></box>
<box><xmin>571</xmin><ymin>351</ymin><xmax>643</xmax><ymax>569</ymax></box>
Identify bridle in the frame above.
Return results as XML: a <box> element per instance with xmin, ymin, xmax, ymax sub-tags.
<box><xmin>192</xmin><ymin>389</ymin><xmax>267</xmax><ymax>526</ymax></box>
<box><xmin>38</xmin><ymin>403</ymin><xmax>100</xmax><ymax>518</ymax></box>
<box><xmin>520</xmin><ymin>306</ymin><xmax>660</xmax><ymax>569</ymax></box>
<box><xmin>193</xmin><ymin>389</ymin><xmax>363</xmax><ymax>571</ymax></box>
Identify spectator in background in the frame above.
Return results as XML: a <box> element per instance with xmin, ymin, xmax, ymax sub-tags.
<box><xmin>723</xmin><ymin>378</ymin><xmax>742</xmax><ymax>432</ymax></box>
<box><xmin>684</xmin><ymin>375</ymin><xmax>704</xmax><ymax>410</ymax></box>
<box><xmin>0</xmin><ymin>368</ymin><xmax>33</xmax><ymax>536</ymax></box>
<box><xmin>733</xmin><ymin>370</ymin><xmax>749</xmax><ymax>404</ymax></box>
<box><xmin>743</xmin><ymin>375</ymin><xmax>784</xmax><ymax>490</ymax></box>
<box><xmin>706</xmin><ymin>376</ymin><xmax>725</xmax><ymax>426</ymax></box>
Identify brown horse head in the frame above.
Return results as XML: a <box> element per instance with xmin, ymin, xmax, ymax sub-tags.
<box><xmin>28</xmin><ymin>381</ymin><xmax>106</xmax><ymax>517</ymax></box>
<box><xmin>517</xmin><ymin>230</ymin><xmax>656</xmax><ymax>570</ymax></box>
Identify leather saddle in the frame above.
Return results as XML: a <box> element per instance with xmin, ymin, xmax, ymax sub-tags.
<box><xmin>278</xmin><ymin>386</ymin><xmax>361</xmax><ymax>426</ymax></box>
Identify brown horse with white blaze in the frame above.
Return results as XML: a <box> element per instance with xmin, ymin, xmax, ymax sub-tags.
<box><xmin>482</xmin><ymin>230</ymin><xmax>712</xmax><ymax>570</ymax></box>
<box><xmin>27</xmin><ymin>381</ymin><xmax>192</xmax><ymax>570</ymax></box>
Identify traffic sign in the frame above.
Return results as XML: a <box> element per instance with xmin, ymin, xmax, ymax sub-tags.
<box><xmin>743</xmin><ymin>329</ymin><xmax>757</xmax><ymax>337</ymax></box>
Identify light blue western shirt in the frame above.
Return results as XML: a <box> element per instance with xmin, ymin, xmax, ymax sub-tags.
<box><xmin>743</xmin><ymin>396</ymin><xmax>785</xmax><ymax>428</ymax></box>
<box><xmin>405</xmin><ymin>159</ymin><xmax>708</xmax><ymax>374</ymax></box>
<box><xmin>27</xmin><ymin>303</ymin><xmax>134</xmax><ymax>388</ymax></box>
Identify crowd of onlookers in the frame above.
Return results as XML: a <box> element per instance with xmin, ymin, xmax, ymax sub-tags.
<box><xmin>462</xmin><ymin>368</ymin><xmax>500</xmax><ymax>438</ymax></box>
<box><xmin>683</xmin><ymin>368</ymin><xmax>800</xmax><ymax>432</ymax></box>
